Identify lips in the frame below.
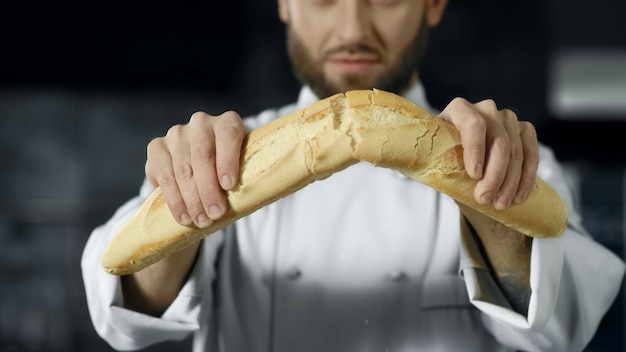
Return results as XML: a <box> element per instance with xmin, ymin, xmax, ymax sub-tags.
<box><xmin>327</xmin><ymin>54</ymin><xmax>381</xmax><ymax>74</ymax></box>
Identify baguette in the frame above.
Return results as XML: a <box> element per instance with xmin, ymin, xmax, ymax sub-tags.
<box><xmin>101</xmin><ymin>89</ymin><xmax>568</xmax><ymax>275</ymax></box>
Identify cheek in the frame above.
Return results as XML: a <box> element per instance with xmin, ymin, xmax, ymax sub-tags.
<box><xmin>293</xmin><ymin>22</ymin><xmax>330</xmax><ymax>62</ymax></box>
<box><xmin>375</xmin><ymin>11</ymin><xmax>423</xmax><ymax>56</ymax></box>
<box><xmin>288</xmin><ymin>3</ymin><xmax>338</xmax><ymax>59</ymax></box>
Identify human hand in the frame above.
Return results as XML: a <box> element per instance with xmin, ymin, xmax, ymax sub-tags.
<box><xmin>439</xmin><ymin>99</ymin><xmax>537</xmax><ymax>312</ymax></box>
<box><xmin>438</xmin><ymin>98</ymin><xmax>539</xmax><ymax>211</ymax></box>
<box><xmin>145</xmin><ymin>111</ymin><xmax>245</xmax><ymax>228</ymax></box>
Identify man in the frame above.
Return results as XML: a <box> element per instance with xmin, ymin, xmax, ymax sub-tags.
<box><xmin>82</xmin><ymin>0</ymin><xmax>625</xmax><ymax>351</ymax></box>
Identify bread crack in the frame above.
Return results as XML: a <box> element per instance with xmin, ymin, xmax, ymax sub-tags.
<box><xmin>329</xmin><ymin>94</ymin><xmax>347</xmax><ymax>131</ymax></box>
<box><xmin>379</xmin><ymin>133</ymin><xmax>392</xmax><ymax>162</ymax></box>
<box><xmin>425</xmin><ymin>119</ymin><xmax>440</xmax><ymax>159</ymax></box>
<box><xmin>413</xmin><ymin>127</ymin><xmax>432</xmax><ymax>164</ymax></box>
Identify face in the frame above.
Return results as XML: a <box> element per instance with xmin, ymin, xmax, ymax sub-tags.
<box><xmin>278</xmin><ymin>0</ymin><xmax>447</xmax><ymax>99</ymax></box>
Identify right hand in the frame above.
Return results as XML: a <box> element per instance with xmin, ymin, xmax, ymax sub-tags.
<box><xmin>145</xmin><ymin>111</ymin><xmax>246</xmax><ymax>228</ymax></box>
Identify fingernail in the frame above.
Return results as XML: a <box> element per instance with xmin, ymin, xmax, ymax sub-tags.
<box><xmin>180</xmin><ymin>212</ymin><xmax>192</xmax><ymax>226</ymax></box>
<box><xmin>221</xmin><ymin>175</ymin><xmax>234</xmax><ymax>190</ymax></box>
<box><xmin>196</xmin><ymin>213</ymin><xmax>210</xmax><ymax>228</ymax></box>
<box><xmin>495</xmin><ymin>194</ymin><xmax>510</xmax><ymax>210</ymax></box>
<box><xmin>480</xmin><ymin>191</ymin><xmax>493</xmax><ymax>205</ymax></box>
<box><xmin>208</xmin><ymin>205</ymin><xmax>223</xmax><ymax>220</ymax></box>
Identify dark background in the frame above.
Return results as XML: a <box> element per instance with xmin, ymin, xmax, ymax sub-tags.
<box><xmin>1</xmin><ymin>1</ymin><xmax>625</xmax><ymax>351</ymax></box>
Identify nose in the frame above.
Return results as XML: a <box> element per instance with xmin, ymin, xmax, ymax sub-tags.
<box><xmin>336</xmin><ymin>0</ymin><xmax>370</xmax><ymax>43</ymax></box>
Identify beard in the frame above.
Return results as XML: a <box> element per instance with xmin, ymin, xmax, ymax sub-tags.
<box><xmin>286</xmin><ymin>19</ymin><xmax>430</xmax><ymax>99</ymax></box>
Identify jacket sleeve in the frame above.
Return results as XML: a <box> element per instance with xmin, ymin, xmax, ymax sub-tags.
<box><xmin>458</xmin><ymin>145</ymin><xmax>625</xmax><ymax>352</ymax></box>
<box><xmin>81</xmin><ymin>179</ymin><xmax>224</xmax><ymax>351</ymax></box>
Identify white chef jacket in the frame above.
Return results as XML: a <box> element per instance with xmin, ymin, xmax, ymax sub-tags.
<box><xmin>82</xmin><ymin>83</ymin><xmax>625</xmax><ymax>352</ymax></box>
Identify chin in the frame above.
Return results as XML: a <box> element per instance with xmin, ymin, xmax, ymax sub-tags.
<box><xmin>331</xmin><ymin>78</ymin><xmax>381</xmax><ymax>93</ymax></box>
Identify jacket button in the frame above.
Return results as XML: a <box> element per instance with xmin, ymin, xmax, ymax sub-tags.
<box><xmin>286</xmin><ymin>268</ymin><xmax>301</xmax><ymax>280</ymax></box>
<box><xmin>388</xmin><ymin>270</ymin><xmax>407</xmax><ymax>282</ymax></box>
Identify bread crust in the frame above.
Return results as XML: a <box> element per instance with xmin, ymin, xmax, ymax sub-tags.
<box><xmin>101</xmin><ymin>89</ymin><xmax>568</xmax><ymax>275</ymax></box>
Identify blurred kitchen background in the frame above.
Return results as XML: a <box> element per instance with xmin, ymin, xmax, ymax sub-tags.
<box><xmin>1</xmin><ymin>1</ymin><xmax>625</xmax><ymax>351</ymax></box>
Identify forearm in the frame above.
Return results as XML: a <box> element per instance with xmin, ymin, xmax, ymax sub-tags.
<box><xmin>122</xmin><ymin>241</ymin><xmax>201</xmax><ymax>317</ymax></box>
<box><xmin>459</xmin><ymin>204</ymin><xmax>532</xmax><ymax>315</ymax></box>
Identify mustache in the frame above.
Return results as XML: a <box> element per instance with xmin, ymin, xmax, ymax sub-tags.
<box><xmin>324</xmin><ymin>43</ymin><xmax>381</xmax><ymax>58</ymax></box>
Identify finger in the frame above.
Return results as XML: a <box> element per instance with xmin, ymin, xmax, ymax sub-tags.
<box><xmin>144</xmin><ymin>151</ymin><xmax>158</xmax><ymax>189</ymax></box>
<box><xmin>490</xmin><ymin>109</ymin><xmax>523</xmax><ymax>210</ymax></box>
<box><xmin>438</xmin><ymin>98</ymin><xmax>487</xmax><ymax>180</ymax></box>
<box><xmin>214</xmin><ymin>111</ymin><xmax>245</xmax><ymax>190</ymax></box>
<box><xmin>513</xmin><ymin>122</ymin><xmax>539</xmax><ymax>205</ymax></box>
<box><xmin>188</xmin><ymin>112</ymin><xmax>226</xmax><ymax>222</ymax></box>
<box><xmin>146</xmin><ymin>132</ymin><xmax>193</xmax><ymax>226</ymax></box>
<box><xmin>166</xmin><ymin>122</ymin><xmax>211</xmax><ymax>228</ymax></box>
<box><xmin>472</xmin><ymin>100</ymin><xmax>510</xmax><ymax>206</ymax></box>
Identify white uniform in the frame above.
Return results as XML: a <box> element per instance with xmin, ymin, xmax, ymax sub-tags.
<box><xmin>82</xmin><ymin>84</ymin><xmax>625</xmax><ymax>352</ymax></box>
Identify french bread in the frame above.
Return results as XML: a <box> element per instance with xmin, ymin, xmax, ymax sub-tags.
<box><xmin>101</xmin><ymin>89</ymin><xmax>568</xmax><ymax>275</ymax></box>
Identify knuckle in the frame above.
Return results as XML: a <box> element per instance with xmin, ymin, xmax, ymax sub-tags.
<box><xmin>471</xmin><ymin>142</ymin><xmax>486</xmax><ymax>153</ymax></box>
<box><xmin>174</xmin><ymin>163</ymin><xmax>194</xmax><ymax>180</ymax></box>
<box><xmin>520</xmin><ymin>121</ymin><xmax>537</xmax><ymax>136</ymax></box>
<box><xmin>521</xmin><ymin>173</ymin><xmax>537</xmax><ymax>187</ymax></box>
<box><xmin>192</xmin><ymin>147</ymin><xmax>215</xmax><ymax>165</ymax></box>
<box><xmin>189</xmin><ymin>111</ymin><xmax>210</xmax><ymax>124</ymax></box>
<box><xmin>168</xmin><ymin>202</ymin><xmax>187</xmax><ymax>221</ymax></box>
<box><xmin>526</xmin><ymin>150</ymin><xmax>540</xmax><ymax>167</ymax></box>
<box><xmin>464</xmin><ymin>114</ymin><xmax>486</xmax><ymax>130</ymax></box>
<box><xmin>503</xmin><ymin>108</ymin><xmax>518</xmax><ymax>119</ymax></box>
<box><xmin>221</xmin><ymin>110</ymin><xmax>241</xmax><ymax>120</ymax></box>
<box><xmin>490</xmin><ymin>172</ymin><xmax>506</xmax><ymax>188</ymax></box>
<box><xmin>185</xmin><ymin>199</ymin><xmax>205</xmax><ymax>217</ymax></box>
<box><xmin>484</xmin><ymin>98</ymin><xmax>498</xmax><ymax>109</ymax></box>
<box><xmin>157</xmin><ymin>173</ymin><xmax>177</xmax><ymax>189</ymax></box>
<box><xmin>492</xmin><ymin>136</ymin><xmax>511</xmax><ymax>154</ymax></box>
<box><xmin>217</xmin><ymin>111</ymin><xmax>245</xmax><ymax>130</ymax></box>
<box><xmin>169</xmin><ymin>197</ymin><xmax>186</xmax><ymax>212</ymax></box>
<box><xmin>217</xmin><ymin>123</ymin><xmax>244</xmax><ymax>141</ymax></box>
<box><xmin>529</xmin><ymin>147</ymin><xmax>540</xmax><ymax>161</ymax></box>
<box><xmin>165</xmin><ymin>124</ymin><xmax>184</xmax><ymax>138</ymax></box>
<box><xmin>197</xmin><ymin>184</ymin><xmax>219</xmax><ymax>202</ymax></box>
<box><xmin>511</xmin><ymin>145</ymin><xmax>524</xmax><ymax>162</ymax></box>
<box><xmin>146</xmin><ymin>137</ymin><xmax>164</xmax><ymax>155</ymax></box>
<box><xmin>449</xmin><ymin>97</ymin><xmax>472</xmax><ymax>110</ymax></box>
<box><xmin>191</xmin><ymin>139</ymin><xmax>216</xmax><ymax>162</ymax></box>
<box><xmin>502</xmin><ymin>109</ymin><xmax>519</xmax><ymax>125</ymax></box>
<box><xmin>451</xmin><ymin>96</ymin><xmax>469</xmax><ymax>104</ymax></box>
<box><xmin>477</xmin><ymin>98</ymin><xmax>498</xmax><ymax>112</ymax></box>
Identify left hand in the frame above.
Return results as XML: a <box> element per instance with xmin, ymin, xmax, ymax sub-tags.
<box><xmin>439</xmin><ymin>98</ymin><xmax>536</xmax><ymax>314</ymax></box>
<box><xmin>438</xmin><ymin>98</ymin><xmax>539</xmax><ymax>211</ymax></box>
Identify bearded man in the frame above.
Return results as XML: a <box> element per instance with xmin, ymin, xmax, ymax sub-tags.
<box><xmin>82</xmin><ymin>1</ymin><xmax>624</xmax><ymax>351</ymax></box>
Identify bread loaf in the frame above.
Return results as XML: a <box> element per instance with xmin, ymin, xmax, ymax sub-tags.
<box><xmin>101</xmin><ymin>89</ymin><xmax>568</xmax><ymax>275</ymax></box>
